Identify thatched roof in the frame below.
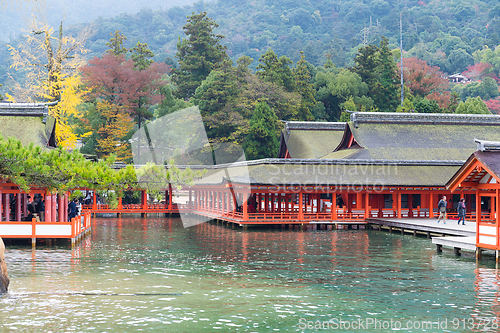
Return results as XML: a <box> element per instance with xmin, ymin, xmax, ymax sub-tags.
<box><xmin>278</xmin><ymin>121</ymin><xmax>346</xmax><ymax>159</ymax></box>
<box><xmin>0</xmin><ymin>103</ymin><xmax>56</xmax><ymax>148</ymax></box>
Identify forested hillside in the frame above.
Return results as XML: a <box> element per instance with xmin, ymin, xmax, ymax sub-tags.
<box><xmin>2</xmin><ymin>0</ymin><xmax>500</xmax><ymax>161</ymax></box>
<box><xmin>77</xmin><ymin>0</ymin><xmax>500</xmax><ymax>71</ymax></box>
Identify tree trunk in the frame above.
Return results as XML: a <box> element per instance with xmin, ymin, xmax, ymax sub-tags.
<box><xmin>0</xmin><ymin>237</ymin><xmax>9</xmax><ymax>294</ymax></box>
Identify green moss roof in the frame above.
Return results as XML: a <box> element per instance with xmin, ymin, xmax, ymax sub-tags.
<box><xmin>0</xmin><ymin>116</ymin><xmax>52</xmax><ymax>147</ymax></box>
<box><xmin>191</xmin><ymin>159</ymin><xmax>460</xmax><ymax>187</ymax></box>
<box><xmin>349</xmin><ymin>122</ymin><xmax>500</xmax><ymax>161</ymax></box>
<box><xmin>285</xmin><ymin>130</ymin><xmax>345</xmax><ymax>159</ymax></box>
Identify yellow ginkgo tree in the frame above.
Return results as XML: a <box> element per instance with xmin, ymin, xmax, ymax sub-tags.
<box><xmin>7</xmin><ymin>17</ymin><xmax>91</xmax><ymax>149</ymax></box>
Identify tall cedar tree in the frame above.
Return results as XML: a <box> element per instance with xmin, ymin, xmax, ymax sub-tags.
<box><xmin>293</xmin><ymin>51</ymin><xmax>315</xmax><ymax>121</ymax></box>
<box><xmin>256</xmin><ymin>49</ymin><xmax>296</xmax><ymax>92</ymax></box>
<box><xmin>351</xmin><ymin>37</ymin><xmax>399</xmax><ymax>111</ymax></box>
<box><xmin>129</xmin><ymin>42</ymin><xmax>160</xmax><ymax>129</ymax></box>
<box><xmin>173</xmin><ymin>12</ymin><xmax>228</xmax><ymax>98</ymax></box>
<box><xmin>106</xmin><ymin>31</ymin><xmax>127</xmax><ymax>56</ymax></box>
<box><xmin>371</xmin><ymin>37</ymin><xmax>399</xmax><ymax>112</ymax></box>
<box><xmin>244</xmin><ymin>101</ymin><xmax>280</xmax><ymax>160</ymax></box>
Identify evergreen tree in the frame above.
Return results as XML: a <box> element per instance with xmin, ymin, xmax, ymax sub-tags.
<box><xmin>455</xmin><ymin>97</ymin><xmax>490</xmax><ymax>114</ymax></box>
<box><xmin>293</xmin><ymin>51</ymin><xmax>315</xmax><ymax>120</ymax></box>
<box><xmin>351</xmin><ymin>37</ymin><xmax>399</xmax><ymax>112</ymax></box>
<box><xmin>173</xmin><ymin>12</ymin><xmax>228</xmax><ymax>99</ymax></box>
<box><xmin>256</xmin><ymin>49</ymin><xmax>295</xmax><ymax>92</ymax></box>
<box><xmin>244</xmin><ymin>101</ymin><xmax>280</xmax><ymax>160</ymax></box>
<box><xmin>106</xmin><ymin>30</ymin><xmax>128</xmax><ymax>56</ymax></box>
<box><xmin>130</xmin><ymin>42</ymin><xmax>154</xmax><ymax>70</ymax></box>
<box><xmin>129</xmin><ymin>42</ymin><xmax>158</xmax><ymax>129</ymax></box>
<box><xmin>194</xmin><ymin>60</ymin><xmax>239</xmax><ymax>116</ymax></box>
<box><xmin>371</xmin><ymin>37</ymin><xmax>399</xmax><ymax>112</ymax></box>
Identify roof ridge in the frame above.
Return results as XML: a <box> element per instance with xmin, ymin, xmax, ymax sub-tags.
<box><xmin>351</xmin><ymin>112</ymin><xmax>500</xmax><ymax>127</ymax></box>
<box><xmin>131</xmin><ymin>158</ymin><xmax>465</xmax><ymax>170</ymax></box>
<box><xmin>283</xmin><ymin>121</ymin><xmax>346</xmax><ymax>133</ymax></box>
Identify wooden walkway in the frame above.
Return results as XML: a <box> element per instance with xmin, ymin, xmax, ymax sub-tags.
<box><xmin>368</xmin><ymin>217</ymin><xmax>479</xmax><ymax>255</ymax></box>
<box><xmin>368</xmin><ymin>217</ymin><xmax>475</xmax><ymax>237</ymax></box>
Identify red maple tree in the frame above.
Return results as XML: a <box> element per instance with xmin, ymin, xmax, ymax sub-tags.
<box><xmin>463</xmin><ymin>62</ymin><xmax>492</xmax><ymax>81</ymax></box>
<box><xmin>399</xmin><ymin>58</ymin><xmax>448</xmax><ymax>99</ymax></box>
<box><xmin>80</xmin><ymin>53</ymin><xmax>169</xmax><ymax>117</ymax></box>
<box><xmin>486</xmin><ymin>97</ymin><xmax>500</xmax><ymax>114</ymax></box>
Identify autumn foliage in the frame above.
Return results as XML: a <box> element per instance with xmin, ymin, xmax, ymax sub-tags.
<box><xmin>81</xmin><ymin>53</ymin><xmax>168</xmax><ymax>113</ymax></box>
<box><xmin>399</xmin><ymin>58</ymin><xmax>448</xmax><ymax>98</ymax></box>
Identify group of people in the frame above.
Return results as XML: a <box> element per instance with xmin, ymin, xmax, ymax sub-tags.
<box><xmin>437</xmin><ymin>196</ymin><xmax>467</xmax><ymax>225</ymax></box>
<box><xmin>24</xmin><ymin>196</ymin><xmax>82</xmax><ymax>222</ymax></box>
<box><xmin>26</xmin><ymin>195</ymin><xmax>44</xmax><ymax>222</ymax></box>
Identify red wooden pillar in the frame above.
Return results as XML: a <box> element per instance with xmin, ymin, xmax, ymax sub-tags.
<box><xmin>51</xmin><ymin>194</ymin><xmax>57</xmax><ymax>222</ymax></box>
<box><xmin>496</xmin><ymin>189</ymin><xmax>500</xmax><ymax>250</ymax></box>
<box><xmin>476</xmin><ymin>189</ymin><xmax>481</xmax><ymax>245</ymax></box>
<box><xmin>347</xmin><ymin>194</ymin><xmax>352</xmax><ymax>214</ymax></box>
<box><xmin>58</xmin><ymin>194</ymin><xmax>64</xmax><ymax>222</ymax></box>
<box><xmin>3</xmin><ymin>193</ymin><xmax>9</xmax><ymax>222</ymax></box>
<box><xmin>429</xmin><ymin>193</ymin><xmax>434</xmax><ymax>218</ymax></box>
<box><xmin>23</xmin><ymin>193</ymin><xmax>28</xmax><ymax>217</ymax></box>
<box><xmin>233</xmin><ymin>189</ymin><xmax>238</xmax><ymax>213</ymax></box>
<box><xmin>118</xmin><ymin>196</ymin><xmax>123</xmax><ymax>210</ymax></box>
<box><xmin>189</xmin><ymin>190</ymin><xmax>192</xmax><ymax>208</ymax></box>
<box><xmin>408</xmin><ymin>194</ymin><xmax>413</xmax><ymax>218</ymax></box>
<box><xmin>45</xmin><ymin>192</ymin><xmax>52</xmax><ymax>222</ymax></box>
<box><xmin>378</xmin><ymin>194</ymin><xmax>384</xmax><ymax>217</ymax></box>
<box><xmin>168</xmin><ymin>184</ymin><xmax>173</xmax><ymax>210</ymax></box>
<box><xmin>141</xmin><ymin>190</ymin><xmax>147</xmax><ymax>210</ymax></box>
<box><xmin>397</xmin><ymin>192</ymin><xmax>402</xmax><ymax>219</ymax></box>
<box><xmin>92</xmin><ymin>192</ymin><xmax>97</xmax><ymax>210</ymax></box>
<box><xmin>278</xmin><ymin>193</ymin><xmax>282</xmax><ymax>213</ymax></box>
<box><xmin>364</xmin><ymin>192</ymin><xmax>370</xmax><ymax>219</ymax></box>
<box><xmin>63</xmin><ymin>193</ymin><xmax>68</xmax><ymax>222</ymax></box>
<box><xmin>491</xmin><ymin>194</ymin><xmax>495</xmax><ymax>220</ymax></box>
<box><xmin>15</xmin><ymin>193</ymin><xmax>21</xmax><ymax>221</ymax></box>
<box><xmin>298</xmin><ymin>190</ymin><xmax>304</xmax><ymax>220</ymax></box>
<box><xmin>0</xmin><ymin>190</ymin><xmax>2</xmax><ymax>221</ymax></box>
<box><xmin>243</xmin><ymin>192</ymin><xmax>248</xmax><ymax>220</ymax></box>
<box><xmin>286</xmin><ymin>194</ymin><xmax>290</xmax><ymax>213</ymax></box>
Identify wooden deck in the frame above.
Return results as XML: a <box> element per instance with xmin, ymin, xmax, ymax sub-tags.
<box><xmin>0</xmin><ymin>212</ymin><xmax>92</xmax><ymax>247</ymax></box>
<box><xmin>368</xmin><ymin>217</ymin><xmax>476</xmax><ymax>237</ymax></box>
<box><xmin>367</xmin><ymin>217</ymin><xmax>489</xmax><ymax>257</ymax></box>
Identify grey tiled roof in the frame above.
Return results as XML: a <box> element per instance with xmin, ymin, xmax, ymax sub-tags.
<box><xmin>170</xmin><ymin>158</ymin><xmax>462</xmax><ymax>187</ymax></box>
<box><xmin>351</xmin><ymin>112</ymin><xmax>500</xmax><ymax>127</ymax></box>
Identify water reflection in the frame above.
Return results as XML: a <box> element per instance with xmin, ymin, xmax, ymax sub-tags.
<box><xmin>0</xmin><ymin>217</ymin><xmax>499</xmax><ymax>332</ymax></box>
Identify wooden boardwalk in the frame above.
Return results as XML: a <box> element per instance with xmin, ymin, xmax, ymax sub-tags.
<box><xmin>368</xmin><ymin>217</ymin><xmax>475</xmax><ymax>237</ymax></box>
<box><xmin>368</xmin><ymin>217</ymin><xmax>480</xmax><ymax>256</ymax></box>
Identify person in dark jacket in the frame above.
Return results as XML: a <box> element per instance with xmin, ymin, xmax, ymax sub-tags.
<box><xmin>457</xmin><ymin>198</ymin><xmax>466</xmax><ymax>225</ymax></box>
<box><xmin>68</xmin><ymin>199</ymin><xmax>77</xmax><ymax>220</ymax></box>
<box><xmin>437</xmin><ymin>196</ymin><xmax>447</xmax><ymax>224</ymax></box>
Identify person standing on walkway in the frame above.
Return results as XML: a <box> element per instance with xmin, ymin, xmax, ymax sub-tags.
<box><xmin>68</xmin><ymin>198</ymin><xmax>77</xmax><ymax>220</ymax></box>
<box><xmin>437</xmin><ymin>196</ymin><xmax>447</xmax><ymax>224</ymax></box>
<box><xmin>457</xmin><ymin>198</ymin><xmax>466</xmax><ymax>225</ymax></box>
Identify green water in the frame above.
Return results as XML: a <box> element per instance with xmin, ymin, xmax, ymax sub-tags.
<box><xmin>1</xmin><ymin>217</ymin><xmax>499</xmax><ymax>332</ymax></box>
